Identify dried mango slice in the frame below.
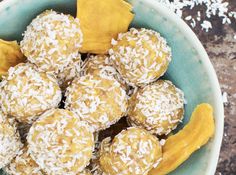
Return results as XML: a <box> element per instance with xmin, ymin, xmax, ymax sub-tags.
<box><xmin>77</xmin><ymin>0</ymin><xmax>134</xmax><ymax>54</ymax></box>
<box><xmin>0</xmin><ymin>39</ymin><xmax>25</xmax><ymax>78</ymax></box>
<box><xmin>149</xmin><ymin>103</ymin><xmax>215</xmax><ymax>175</ymax></box>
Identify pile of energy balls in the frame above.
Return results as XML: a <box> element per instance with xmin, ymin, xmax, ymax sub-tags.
<box><xmin>0</xmin><ymin>10</ymin><xmax>184</xmax><ymax>175</ymax></box>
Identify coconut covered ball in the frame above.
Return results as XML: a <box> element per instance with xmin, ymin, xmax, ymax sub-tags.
<box><xmin>27</xmin><ymin>109</ymin><xmax>94</xmax><ymax>175</ymax></box>
<box><xmin>4</xmin><ymin>146</ymin><xmax>44</xmax><ymax>175</ymax></box>
<box><xmin>99</xmin><ymin>127</ymin><xmax>162</xmax><ymax>175</ymax></box>
<box><xmin>83</xmin><ymin>55</ymin><xmax>111</xmax><ymax>72</ymax></box>
<box><xmin>65</xmin><ymin>74</ymin><xmax>128</xmax><ymax>131</ymax></box>
<box><xmin>128</xmin><ymin>80</ymin><xmax>184</xmax><ymax>136</ymax></box>
<box><xmin>109</xmin><ymin>28</ymin><xmax>171</xmax><ymax>86</ymax></box>
<box><xmin>78</xmin><ymin>169</ymin><xmax>92</xmax><ymax>175</ymax></box>
<box><xmin>57</xmin><ymin>54</ymin><xmax>82</xmax><ymax>90</ymax></box>
<box><xmin>83</xmin><ymin>55</ymin><xmax>128</xmax><ymax>90</ymax></box>
<box><xmin>88</xmin><ymin>137</ymin><xmax>111</xmax><ymax>175</ymax></box>
<box><xmin>0</xmin><ymin>63</ymin><xmax>62</xmax><ymax>124</ymax></box>
<box><xmin>20</xmin><ymin>10</ymin><xmax>83</xmax><ymax>74</ymax></box>
<box><xmin>0</xmin><ymin>111</ymin><xmax>22</xmax><ymax>169</ymax></box>
<box><xmin>89</xmin><ymin>159</ymin><xmax>104</xmax><ymax>175</ymax></box>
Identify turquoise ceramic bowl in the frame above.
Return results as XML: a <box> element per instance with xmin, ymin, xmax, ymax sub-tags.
<box><xmin>0</xmin><ymin>0</ymin><xmax>224</xmax><ymax>174</ymax></box>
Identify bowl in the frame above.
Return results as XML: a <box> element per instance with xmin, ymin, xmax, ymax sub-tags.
<box><xmin>0</xmin><ymin>0</ymin><xmax>224</xmax><ymax>174</ymax></box>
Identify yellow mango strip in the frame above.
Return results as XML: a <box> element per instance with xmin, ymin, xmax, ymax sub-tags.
<box><xmin>149</xmin><ymin>103</ymin><xmax>215</xmax><ymax>175</ymax></box>
<box><xmin>77</xmin><ymin>0</ymin><xmax>134</xmax><ymax>54</ymax></box>
<box><xmin>0</xmin><ymin>39</ymin><xmax>25</xmax><ymax>78</ymax></box>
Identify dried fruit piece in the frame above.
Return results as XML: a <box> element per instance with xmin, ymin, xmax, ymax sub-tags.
<box><xmin>77</xmin><ymin>0</ymin><xmax>134</xmax><ymax>54</ymax></box>
<box><xmin>0</xmin><ymin>39</ymin><xmax>25</xmax><ymax>78</ymax></box>
<box><xmin>149</xmin><ymin>103</ymin><xmax>215</xmax><ymax>175</ymax></box>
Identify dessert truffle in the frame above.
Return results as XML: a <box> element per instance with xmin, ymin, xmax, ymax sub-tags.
<box><xmin>57</xmin><ymin>54</ymin><xmax>82</xmax><ymax>90</ymax></box>
<box><xmin>83</xmin><ymin>55</ymin><xmax>127</xmax><ymax>90</ymax></box>
<box><xmin>4</xmin><ymin>146</ymin><xmax>44</xmax><ymax>175</ymax></box>
<box><xmin>0</xmin><ymin>63</ymin><xmax>61</xmax><ymax>124</ymax></box>
<box><xmin>0</xmin><ymin>111</ymin><xmax>22</xmax><ymax>169</ymax></box>
<box><xmin>128</xmin><ymin>80</ymin><xmax>184</xmax><ymax>135</ymax></box>
<box><xmin>21</xmin><ymin>10</ymin><xmax>83</xmax><ymax>74</ymax></box>
<box><xmin>27</xmin><ymin>109</ymin><xmax>94</xmax><ymax>175</ymax></box>
<box><xmin>65</xmin><ymin>74</ymin><xmax>128</xmax><ymax>131</ymax></box>
<box><xmin>109</xmin><ymin>28</ymin><xmax>171</xmax><ymax>86</ymax></box>
<box><xmin>99</xmin><ymin>127</ymin><xmax>162</xmax><ymax>175</ymax></box>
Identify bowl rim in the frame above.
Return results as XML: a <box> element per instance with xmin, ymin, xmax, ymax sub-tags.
<box><xmin>0</xmin><ymin>0</ymin><xmax>16</xmax><ymax>11</ymax></box>
<box><xmin>136</xmin><ymin>0</ymin><xmax>224</xmax><ymax>174</ymax></box>
<box><xmin>0</xmin><ymin>0</ymin><xmax>224</xmax><ymax>174</ymax></box>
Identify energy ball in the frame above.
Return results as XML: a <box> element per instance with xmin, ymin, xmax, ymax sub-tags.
<box><xmin>83</xmin><ymin>55</ymin><xmax>128</xmax><ymax>91</ymax></box>
<box><xmin>88</xmin><ymin>137</ymin><xmax>110</xmax><ymax>175</ymax></box>
<box><xmin>109</xmin><ymin>28</ymin><xmax>171</xmax><ymax>86</ymax></box>
<box><xmin>89</xmin><ymin>160</ymin><xmax>104</xmax><ymax>175</ymax></box>
<box><xmin>78</xmin><ymin>169</ymin><xmax>92</xmax><ymax>175</ymax></box>
<box><xmin>27</xmin><ymin>109</ymin><xmax>94</xmax><ymax>175</ymax></box>
<box><xmin>0</xmin><ymin>63</ymin><xmax>62</xmax><ymax>124</ymax></box>
<box><xmin>83</xmin><ymin>55</ymin><xmax>111</xmax><ymax>72</ymax></box>
<box><xmin>0</xmin><ymin>111</ymin><xmax>22</xmax><ymax>169</ymax></box>
<box><xmin>20</xmin><ymin>10</ymin><xmax>83</xmax><ymax>74</ymax></box>
<box><xmin>65</xmin><ymin>74</ymin><xmax>128</xmax><ymax>131</ymax></box>
<box><xmin>57</xmin><ymin>54</ymin><xmax>82</xmax><ymax>90</ymax></box>
<box><xmin>4</xmin><ymin>146</ymin><xmax>44</xmax><ymax>175</ymax></box>
<box><xmin>99</xmin><ymin>127</ymin><xmax>162</xmax><ymax>175</ymax></box>
<box><xmin>128</xmin><ymin>80</ymin><xmax>184</xmax><ymax>135</ymax></box>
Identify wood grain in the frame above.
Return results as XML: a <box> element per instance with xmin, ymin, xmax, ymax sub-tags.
<box><xmin>188</xmin><ymin>1</ymin><xmax>236</xmax><ymax>173</ymax></box>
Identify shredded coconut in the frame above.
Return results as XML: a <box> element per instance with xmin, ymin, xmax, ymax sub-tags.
<box><xmin>160</xmin><ymin>139</ymin><xmax>166</xmax><ymax>146</ymax></box>
<box><xmin>109</xmin><ymin>28</ymin><xmax>171</xmax><ymax>87</ymax></box>
<box><xmin>20</xmin><ymin>10</ymin><xmax>83</xmax><ymax>74</ymax></box>
<box><xmin>0</xmin><ymin>112</ymin><xmax>23</xmax><ymax>169</ymax></box>
<box><xmin>128</xmin><ymin>80</ymin><xmax>184</xmax><ymax>135</ymax></box>
<box><xmin>156</xmin><ymin>0</ymin><xmax>236</xmax><ymax>32</ymax></box>
<box><xmin>57</xmin><ymin>53</ymin><xmax>82</xmax><ymax>89</ymax></box>
<box><xmin>222</xmin><ymin>91</ymin><xmax>228</xmax><ymax>104</ymax></box>
<box><xmin>65</xmin><ymin>74</ymin><xmax>128</xmax><ymax>132</ymax></box>
<box><xmin>99</xmin><ymin>127</ymin><xmax>162</xmax><ymax>175</ymax></box>
<box><xmin>82</xmin><ymin>55</ymin><xmax>128</xmax><ymax>91</ymax></box>
<box><xmin>4</xmin><ymin>146</ymin><xmax>44</xmax><ymax>175</ymax></box>
<box><xmin>27</xmin><ymin>109</ymin><xmax>94</xmax><ymax>175</ymax></box>
<box><xmin>201</xmin><ymin>20</ymin><xmax>212</xmax><ymax>32</ymax></box>
<box><xmin>0</xmin><ymin>63</ymin><xmax>62</xmax><ymax>124</ymax></box>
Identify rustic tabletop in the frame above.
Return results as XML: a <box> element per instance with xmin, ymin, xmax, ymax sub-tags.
<box><xmin>0</xmin><ymin>0</ymin><xmax>235</xmax><ymax>175</ymax></box>
<box><xmin>203</xmin><ymin>22</ymin><xmax>236</xmax><ymax>175</ymax></box>
<box><xmin>187</xmin><ymin>1</ymin><xmax>236</xmax><ymax>174</ymax></box>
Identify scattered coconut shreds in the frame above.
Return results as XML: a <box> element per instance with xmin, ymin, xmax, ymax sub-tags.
<box><xmin>160</xmin><ymin>139</ymin><xmax>166</xmax><ymax>146</ymax></box>
<box><xmin>201</xmin><ymin>20</ymin><xmax>212</xmax><ymax>32</ymax></box>
<box><xmin>222</xmin><ymin>92</ymin><xmax>228</xmax><ymax>104</ymax></box>
<box><xmin>156</xmin><ymin>0</ymin><xmax>236</xmax><ymax>32</ymax></box>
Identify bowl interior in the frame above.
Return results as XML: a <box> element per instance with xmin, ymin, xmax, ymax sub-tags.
<box><xmin>0</xmin><ymin>0</ymin><xmax>224</xmax><ymax>175</ymax></box>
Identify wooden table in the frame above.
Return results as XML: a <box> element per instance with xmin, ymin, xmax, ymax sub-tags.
<box><xmin>188</xmin><ymin>1</ymin><xmax>236</xmax><ymax>174</ymax></box>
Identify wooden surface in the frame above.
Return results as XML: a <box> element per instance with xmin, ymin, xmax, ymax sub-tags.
<box><xmin>203</xmin><ymin>27</ymin><xmax>236</xmax><ymax>175</ymax></box>
<box><xmin>0</xmin><ymin>0</ymin><xmax>235</xmax><ymax>174</ymax></box>
<box><xmin>203</xmin><ymin>29</ymin><xmax>236</xmax><ymax>175</ymax></box>
<box><xmin>188</xmin><ymin>1</ymin><xmax>236</xmax><ymax>174</ymax></box>
<box><xmin>205</xmin><ymin>27</ymin><xmax>236</xmax><ymax>175</ymax></box>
